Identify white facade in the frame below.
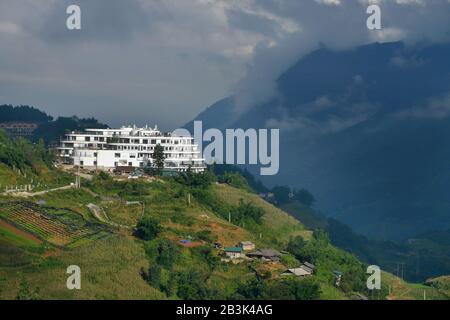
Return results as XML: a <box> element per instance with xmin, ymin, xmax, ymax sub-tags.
<box><xmin>58</xmin><ymin>125</ymin><xmax>206</xmax><ymax>172</ymax></box>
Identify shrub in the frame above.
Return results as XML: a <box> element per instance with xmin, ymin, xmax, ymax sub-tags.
<box><xmin>218</xmin><ymin>172</ymin><xmax>251</xmax><ymax>191</ymax></box>
<box><xmin>195</xmin><ymin>230</ymin><xmax>217</xmax><ymax>243</ymax></box>
<box><xmin>231</xmin><ymin>199</ymin><xmax>264</xmax><ymax>225</ymax></box>
<box><xmin>134</xmin><ymin>217</ymin><xmax>161</xmax><ymax>241</ymax></box>
<box><xmin>147</xmin><ymin>264</ymin><xmax>162</xmax><ymax>288</ymax></box>
<box><xmin>176</xmin><ymin>270</ymin><xmax>210</xmax><ymax>300</ymax></box>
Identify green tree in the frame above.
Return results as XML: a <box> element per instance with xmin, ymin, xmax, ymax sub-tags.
<box><xmin>231</xmin><ymin>199</ymin><xmax>265</xmax><ymax>225</ymax></box>
<box><xmin>135</xmin><ymin>217</ymin><xmax>161</xmax><ymax>241</ymax></box>
<box><xmin>293</xmin><ymin>189</ymin><xmax>316</xmax><ymax>207</ymax></box>
<box><xmin>156</xmin><ymin>239</ymin><xmax>179</xmax><ymax>268</ymax></box>
<box><xmin>287</xmin><ymin>236</ymin><xmax>306</xmax><ymax>257</ymax></box>
<box><xmin>151</xmin><ymin>144</ymin><xmax>165</xmax><ymax>175</ymax></box>
<box><xmin>271</xmin><ymin>185</ymin><xmax>291</xmax><ymax>205</ymax></box>
<box><xmin>176</xmin><ymin>270</ymin><xmax>209</xmax><ymax>300</ymax></box>
<box><xmin>148</xmin><ymin>264</ymin><xmax>162</xmax><ymax>288</ymax></box>
<box><xmin>218</xmin><ymin>172</ymin><xmax>250</xmax><ymax>190</ymax></box>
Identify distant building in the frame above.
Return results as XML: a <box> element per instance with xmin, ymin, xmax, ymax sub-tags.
<box><xmin>239</xmin><ymin>241</ymin><xmax>256</xmax><ymax>251</ymax></box>
<box><xmin>302</xmin><ymin>262</ymin><xmax>316</xmax><ymax>274</ymax></box>
<box><xmin>247</xmin><ymin>249</ymin><xmax>281</xmax><ymax>262</ymax></box>
<box><xmin>282</xmin><ymin>268</ymin><xmax>312</xmax><ymax>277</ymax></box>
<box><xmin>0</xmin><ymin>122</ymin><xmax>38</xmax><ymax>138</ymax></box>
<box><xmin>224</xmin><ymin>247</ymin><xmax>244</xmax><ymax>259</ymax></box>
<box><xmin>58</xmin><ymin>125</ymin><xmax>205</xmax><ymax>173</ymax></box>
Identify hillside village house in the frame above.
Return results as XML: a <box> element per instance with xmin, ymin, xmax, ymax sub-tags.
<box><xmin>282</xmin><ymin>262</ymin><xmax>316</xmax><ymax>277</ymax></box>
<box><xmin>58</xmin><ymin>125</ymin><xmax>205</xmax><ymax>173</ymax></box>
<box><xmin>0</xmin><ymin>122</ymin><xmax>38</xmax><ymax>138</ymax></box>
<box><xmin>224</xmin><ymin>247</ymin><xmax>244</xmax><ymax>259</ymax></box>
<box><xmin>301</xmin><ymin>262</ymin><xmax>316</xmax><ymax>274</ymax></box>
<box><xmin>239</xmin><ymin>241</ymin><xmax>256</xmax><ymax>251</ymax></box>
<box><xmin>281</xmin><ymin>268</ymin><xmax>312</xmax><ymax>277</ymax></box>
<box><xmin>247</xmin><ymin>249</ymin><xmax>282</xmax><ymax>262</ymax></box>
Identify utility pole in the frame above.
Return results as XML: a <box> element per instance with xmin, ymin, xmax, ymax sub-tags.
<box><xmin>228</xmin><ymin>212</ymin><xmax>231</xmax><ymax>223</ymax></box>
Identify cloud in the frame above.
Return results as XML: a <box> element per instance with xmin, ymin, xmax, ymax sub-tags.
<box><xmin>0</xmin><ymin>0</ymin><xmax>449</xmax><ymax>129</ymax></box>
<box><xmin>232</xmin><ymin>0</ymin><xmax>450</xmax><ymax>114</ymax></box>
<box><xmin>395</xmin><ymin>93</ymin><xmax>450</xmax><ymax>120</ymax></box>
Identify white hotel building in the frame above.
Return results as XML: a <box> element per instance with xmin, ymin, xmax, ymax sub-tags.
<box><xmin>58</xmin><ymin>126</ymin><xmax>206</xmax><ymax>173</ymax></box>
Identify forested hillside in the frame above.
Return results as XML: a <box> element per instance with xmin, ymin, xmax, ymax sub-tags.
<box><xmin>0</xmin><ymin>104</ymin><xmax>108</xmax><ymax>145</ymax></box>
<box><xmin>0</xmin><ymin>130</ymin><xmax>72</xmax><ymax>190</ymax></box>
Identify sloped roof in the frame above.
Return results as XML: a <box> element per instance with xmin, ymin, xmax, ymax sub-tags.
<box><xmin>224</xmin><ymin>247</ymin><xmax>242</xmax><ymax>253</ymax></box>
<box><xmin>284</xmin><ymin>268</ymin><xmax>312</xmax><ymax>276</ymax></box>
<box><xmin>247</xmin><ymin>249</ymin><xmax>281</xmax><ymax>257</ymax></box>
<box><xmin>300</xmin><ymin>265</ymin><xmax>314</xmax><ymax>273</ymax></box>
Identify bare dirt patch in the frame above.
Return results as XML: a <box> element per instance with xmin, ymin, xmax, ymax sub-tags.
<box><xmin>0</xmin><ymin>219</ymin><xmax>42</xmax><ymax>245</ymax></box>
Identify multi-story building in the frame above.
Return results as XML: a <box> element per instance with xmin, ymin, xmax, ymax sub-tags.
<box><xmin>58</xmin><ymin>125</ymin><xmax>206</xmax><ymax>173</ymax></box>
<box><xmin>0</xmin><ymin>122</ymin><xmax>38</xmax><ymax>138</ymax></box>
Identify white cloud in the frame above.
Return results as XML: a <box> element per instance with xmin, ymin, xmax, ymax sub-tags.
<box><xmin>395</xmin><ymin>93</ymin><xmax>450</xmax><ymax>120</ymax></box>
<box><xmin>0</xmin><ymin>22</ymin><xmax>22</xmax><ymax>35</ymax></box>
<box><xmin>315</xmin><ymin>0</ymin><xmax>342</xmax><ymax>5</ymax></box>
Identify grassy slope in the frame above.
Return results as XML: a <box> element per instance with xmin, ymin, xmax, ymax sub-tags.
<box><xmin>0</xmin><ymin>180</ymin><xmax>323</xmax><ymax>300</ymax></box>
<box><xmin>214</xmin><ymin>184</ymin><xmax>312</xmax><ymax>245</ymax></box>
<box><xmin>1</xmin><ymin>172</ymin><xmax>438</xmax><ymax>300</ymax></box>
<box><xmin>0</xmin><ymin>164</ymin><xmax>28</xmax><ymax>187</ymax></box>
<box><xmin>0</xmin><ymin>235</ymin><xmax>164</xmax><ymax>300</ymax></box>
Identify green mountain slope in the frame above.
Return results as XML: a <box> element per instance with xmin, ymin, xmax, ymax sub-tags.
<box><xmin>0</xmin><ymin>173</ymin><xmax>395</xmax><ymax>300</ymax></box>
<box><xmin>0</xmin><ymin>134</ymin><xmax>444</xmax><ymax>300</ymax></box>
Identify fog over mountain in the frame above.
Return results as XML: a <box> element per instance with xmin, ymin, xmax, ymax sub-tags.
<box><xmin>190</xmin><ymin>40</ymin><xmax>450</xmax><ymax>241</ymax></box>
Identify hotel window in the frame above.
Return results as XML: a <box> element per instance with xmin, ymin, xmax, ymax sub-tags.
<box><xmin>115</xmin><ymin>153</ymin><xmax>120</xmax><ymax>158</ymax></box>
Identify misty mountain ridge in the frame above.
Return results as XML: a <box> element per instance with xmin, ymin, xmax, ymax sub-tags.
<box><xmin>189</xmin><ymin>41</ymin><xmax>450</xmax><ymax>241</ymax></box>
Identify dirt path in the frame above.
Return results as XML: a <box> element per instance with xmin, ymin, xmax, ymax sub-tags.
<box><xmin>86</xmin><ymin>203</ymin><xmax>131</xmax><ymax>229</ymax></box>
<box><xmin>0</xmin><ymin>219</ymin><xmax>42</xmax><ymax>244</ymax></box>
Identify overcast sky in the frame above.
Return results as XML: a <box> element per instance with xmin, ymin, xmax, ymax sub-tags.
<box><xmin>0</xmin><ymin>0</ymin><xmax>449</xmax><ymax>130</ymax></box>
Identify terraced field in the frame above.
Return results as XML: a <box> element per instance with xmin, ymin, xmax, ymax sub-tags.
<box><xmin>0</xmin><ymin>202</ymin><xmax>102</xmax><ymax>246</ymax></box>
